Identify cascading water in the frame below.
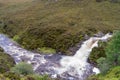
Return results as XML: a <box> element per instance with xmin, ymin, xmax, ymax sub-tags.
<box><xmin>53</xmin><ymin>33</ymin><xmax>112</xmax><ymax>79</ymax></box>
<box><xmin>0</xmin><ymin>33</ymin><xmax>112</xmax><ymax>80</ymax></box>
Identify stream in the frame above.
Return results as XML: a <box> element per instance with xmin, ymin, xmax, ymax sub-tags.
<box><xmin>0</xmin><ymin>33</ymin><xmax>112</xmax><ymax>80</ymax></box>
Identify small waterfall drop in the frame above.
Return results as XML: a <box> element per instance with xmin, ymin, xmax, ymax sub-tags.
<box><xmin>53</xmin><ymin>33</ymin><xmax>112</xmax><ymax>79</ymax></box>
<box><xmin>0</xmin><ymin>33</ymin><xmax>112</xmax><ymax>80</ymax></box>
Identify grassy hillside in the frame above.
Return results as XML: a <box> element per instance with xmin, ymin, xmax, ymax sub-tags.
<box><xmin>0</xmin><ymin>0</ymin><xmax>32</xmax><ymax>4</ymax></box>
<box><xmin>0</xmin><ymin>47</ymin><xmax>15</xmax><ymax>73</ymax></box>
<box><xmin>0</xmin><ymin>0</ymin><xmax>120</xmax><ymax>54</ymax></box>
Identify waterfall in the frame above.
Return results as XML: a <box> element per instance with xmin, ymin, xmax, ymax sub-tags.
<box><xmin>0</xmin><ymin>33</ymin><xmax>112</xmax><ymax>80</ymax></box>
<box><xmin>53</xmin><ymin>33</ymin><xmax>112</xmax><ymax>79</ymax></box>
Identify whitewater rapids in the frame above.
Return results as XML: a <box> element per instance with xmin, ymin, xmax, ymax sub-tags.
<box><xmin>0</xmin><ymin>33</ymin><xmax>112</xmax><ymax>80</ymax></box>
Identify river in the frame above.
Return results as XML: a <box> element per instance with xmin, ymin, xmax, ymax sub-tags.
<box><xmin>0</xmin><ymin>33</ymin><xmax>112</xmax><ymax>80</ymax></box>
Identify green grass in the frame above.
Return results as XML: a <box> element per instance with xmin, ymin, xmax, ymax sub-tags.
<box><xmin>0</xmin><ymin>0</ymin><xmax>120</xmax><ymax>54</ymax></box>
<box><xmin>37</xmin><ymin>47</ymin><xmax>56</xmax><ymax>54</ymax></box>
<box><xmin>0</xmin><ymin>47</ymin><xmax>15</xmax><ymax>73</ymax></box>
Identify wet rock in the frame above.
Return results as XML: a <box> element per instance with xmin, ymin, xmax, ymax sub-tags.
<box><xmin>0</xmin><ymin>33</ymin><xmax>112</xmax><ymax>80</ymax></box>
<box><xmin>44</xmin><ymin>54</ymin><xmax>62</xmax><ymax>62</ymax></box>
<box><xmin>12</xmin><ymin>54</ymin><xmax>19</xmax><ymax>56</ymax></box>
<box><xmin>84</xmin><ymin>34</ymin><xmax>89</xmax><ymax>40</ymax></box>
<box><xmin>34</xmin><ymin>54</ymin><xmax>42</xmax><ymax>57</ymax></box>
<box><xmin>21</xmin><ymin>56</ymin><xmax>31</xmax><ymax>61</ymax></box>
<box><xmin>94</xmin><ymin>32</ymin><xmax>104</xmax><ymax>37</ymax></box>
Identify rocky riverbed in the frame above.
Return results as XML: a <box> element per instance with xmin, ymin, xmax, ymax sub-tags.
<box><xmin>0</xmin><ymin>33</ymin><xmax>112</xmax><ymax>80</ymax></box>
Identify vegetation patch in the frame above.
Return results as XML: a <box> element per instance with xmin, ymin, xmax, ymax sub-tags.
<box><xmin>87</xmin><ymin>66</ymin><xmax>120</xmax><ymax>80</ymax></box>
<box><xmin>0</xmin><ymin>47</ymin><xmax>15</xmax><ymax>73</ymax></box>
<box><xmin>37</xmin><ymin>47</ymin><xmax>56</xmax><ymax>54</ymax></box>
<box><xmin>88</xmin><ymin>31</ymin><xmax>120</xmax><ymax>79</ymax></box>
<box><xmin>97</xmin><ymin>31</ymin><xmax>120</xmax><ymax>74</ymax></box>
<box><xmin>89</xmin><ymin>41</ymin><xmax>107</xmax><ymax>65</ymax></box>
<box><xmin>0</xmin><ymin>0</ymin><xmax>119</xmax><ymax>54</ymax></box>
<box><xmin>11</xmin><ymin>62</ymin><xmax>34</xmax><ymax>75</ymax></box>
<box><xmin>0</xmin><ymin>73</ymin><xmax>56</xmax><ymax>80</ymax></box>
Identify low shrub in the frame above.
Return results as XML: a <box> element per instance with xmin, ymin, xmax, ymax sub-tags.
<box><xmin>11</xmin><ymin>62</ymin><xmax>34</xmax><ymax>75</ymax></box>
<box><xmin>3</xmin><ymin>72</ymin><xmax>21</xmax><ymax>80</ymax></box>
<box><xmin>26</xmin><ymin>74</ymin><xmax>51</xmax><ymax>80</ymax></box>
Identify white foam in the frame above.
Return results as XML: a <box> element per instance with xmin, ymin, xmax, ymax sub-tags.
<box><xmin>55</xmin><ymin>33</ymin><xmax>112</xmax><ymax>77</ymax></box>
<box><xmin>93</xmin><ymin>67</ymin><xmax>100</xmax><ymax>74</ymax></box>
<box><xmin>0</xmin><ymin>33</ymin><xmax>112</xmax><ymax>79</ymax></box>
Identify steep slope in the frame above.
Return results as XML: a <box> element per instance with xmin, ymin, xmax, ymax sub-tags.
<box><xmin>0</xmin><ymin>0</ymin><xmax>120</xmax><ymax>54</ymax></box>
